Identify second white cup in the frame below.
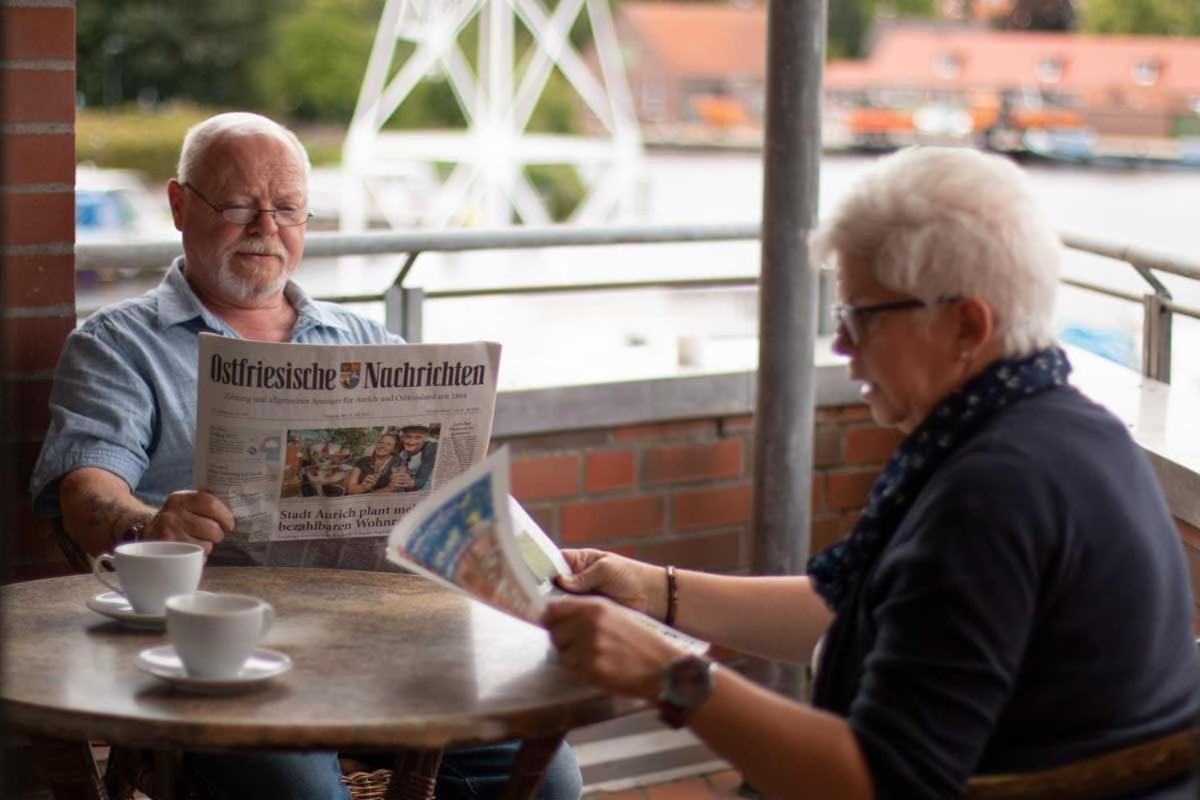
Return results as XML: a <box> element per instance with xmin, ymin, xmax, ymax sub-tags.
<box><xmin>166</xmin><ymin>592</ymin><xmax>274</xmax><ymax>679</ymax></box>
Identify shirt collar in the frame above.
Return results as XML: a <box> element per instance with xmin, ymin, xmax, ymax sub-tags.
<box><xmin>283</xmin><ymin>278</ymin><xmax>352</xmax><ymax>336</ymax></box>
<box><xmin>153</xmin><ymin>257</ymin><xmax>351</xmax><ymax>337</ymax></box>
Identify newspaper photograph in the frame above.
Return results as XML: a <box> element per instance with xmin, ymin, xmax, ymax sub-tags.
<box><xmin>387</xmin><ymin>448</ymin><xmax>710</xmax><ymax>654</ymax></box>
<box><xmin>194</xmin><ymin>333</ymin><xmax>502</xmax><ymax>543</ymax></box>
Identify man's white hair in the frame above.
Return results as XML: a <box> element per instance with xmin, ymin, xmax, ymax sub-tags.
<box><xmin>810</xmin><ymin>147</ymin><xmax>1061</xmax><ymax>356</ymax></box>
<box><xmin>177</xmin><ymin>112</ymin><xmax>312</xmax><ymax>184</ymax></box>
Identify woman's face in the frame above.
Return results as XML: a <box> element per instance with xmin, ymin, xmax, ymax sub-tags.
<box><xmin>833</xmin><ymin>259</ymin><xmax>965</xmax><ymax>434</ymax></box>
<box><xmin>375</xmin><ymin>435</ymin><xmax>398</xmax><ymax>457</ymax></box>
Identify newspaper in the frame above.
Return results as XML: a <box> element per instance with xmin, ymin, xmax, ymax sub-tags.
<box><xmin>386</xmin><ymin>447</ymin><xmax>708</xmax><ymax>654</ymax></box>
<box><xmin>194</xmin><ymin>333</ymin><xmax>502</xmax><ymax>543</ymax></box>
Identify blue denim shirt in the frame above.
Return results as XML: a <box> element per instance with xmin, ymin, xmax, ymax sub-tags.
<box><xmin>31</xmin><ymin>258</ymin><xmax>402</xmax><ymax>521</ymax></box>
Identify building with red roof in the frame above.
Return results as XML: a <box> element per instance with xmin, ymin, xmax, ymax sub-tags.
<box><xmin>609</xmin><ymin>2</ymin><xmax>1200</xmax><ymax>141</ymax></box>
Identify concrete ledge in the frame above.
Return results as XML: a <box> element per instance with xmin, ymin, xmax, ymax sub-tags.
<box><xmin>494</xmin><ymin>339</ymin><xmax>1200</xmax><ymax>532</ymax></box>
<box><xmin>494</xmin><ymin>340</ymin><xmax>861</xmax><ymax>438</ymax></box>
<box><xmin>1068</xmin><ymin>346</ymin><xmax>1200</xmax><ymax>531</ymax></box>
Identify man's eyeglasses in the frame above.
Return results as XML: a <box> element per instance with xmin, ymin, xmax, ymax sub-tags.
<box><xmin>833</xmin><ymin>297</ymin><xmax>959</xmax><ymax>347</ymax></box>
<box><xmin>183</xmin><ymin>182</ymin><xmax>313</xmax><ymax>227</ymax></box>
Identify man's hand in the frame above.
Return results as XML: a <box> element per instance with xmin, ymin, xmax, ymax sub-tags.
<box><xmin>147</xmin><ymin>490</ymin><xmax>234</xmax><ymax>554</ymax></box>
<box><xmin>60</xmin><ymin>467</ymin><xmax>235</xmax><ymax>558</ymax></box>
<box><xmin>544</xmin><ymin>596</ymin><xmax>684</xmax><ymax>700</ymax></box>
<box><xmin>556</xmin><ymin>549</ymin><xmax>661</xmax><ymax>617</ymax></box>
<box><xmin>390</xmin><ymin>470</ymin><xmax>415</xmax><ymax>491</ymax></box>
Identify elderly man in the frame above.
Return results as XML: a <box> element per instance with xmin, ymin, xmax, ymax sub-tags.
<box><xmin>394</xmin><ymin>423</ymin><xmax>437</xmax><ymax>492</ymax></box>
<box><xmin>30</xmin><ymin>112</ymin><xmax>581</xmax><ymax>800</ymax></box>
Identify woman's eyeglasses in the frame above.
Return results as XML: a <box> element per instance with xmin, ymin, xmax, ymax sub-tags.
<box><xmin>833</xmin><ymin>297</ymin><xmax>959</xmax><ymax>347</ymax></box>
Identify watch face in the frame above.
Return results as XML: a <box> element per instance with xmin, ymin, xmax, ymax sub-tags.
<box><xmin>662</xmin><ymin>655</ymin><xmax>714</xmax><ymax>708</ymax></box>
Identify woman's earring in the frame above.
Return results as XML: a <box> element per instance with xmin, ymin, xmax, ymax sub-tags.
<box><xmin>959</xmin><ymin>350</ymin><xmax>972</xmax><ymax>362</ymax></box>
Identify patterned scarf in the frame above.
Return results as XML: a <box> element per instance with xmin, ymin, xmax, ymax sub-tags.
<box><xmin>807</xmin><ymin>347</ymin><xmax>1071</xmax><ymax>615</ymax></box>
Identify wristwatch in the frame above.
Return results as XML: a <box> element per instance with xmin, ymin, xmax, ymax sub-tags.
<box><xmin>657</xmin><ymin>655</ymin><xmax>717</xmax><ymax>729</ymax></box>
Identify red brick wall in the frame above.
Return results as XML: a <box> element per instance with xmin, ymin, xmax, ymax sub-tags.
<box><xmin>495</xmin><ymin>404</ymin><xmax>902</xmax><ymax>573</ymax></box>
<box><xmin>1</xmin><ymin>3</ymin><xmax>77</xmax><ymax>580</ymax></box>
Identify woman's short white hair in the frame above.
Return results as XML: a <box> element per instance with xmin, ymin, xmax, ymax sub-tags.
<box><xmin>177</xmin><ymin>112</ymin><xmax>311</xmax><ymax>184</ymax></box>
<box><xmin>810</xmin><ymin>146</ymin><xmax>1060</xmax><ymax>356</ymax></box>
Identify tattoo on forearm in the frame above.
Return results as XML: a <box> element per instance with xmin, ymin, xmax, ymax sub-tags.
<box><xmin>83</xmin><ymin>494</ymin><xmax>154</xmax><ymax>546</ymax></box>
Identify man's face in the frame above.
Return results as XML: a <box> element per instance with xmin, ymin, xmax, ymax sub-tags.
<box><xmin>401</xmin><ymin>430</ymin><xmax>427</xmax><ymax>453</ymax></box>
<box><xmin>169</xmin><ymin>133</ymin><xmax>307</xmax><ymax>306</ymax></box>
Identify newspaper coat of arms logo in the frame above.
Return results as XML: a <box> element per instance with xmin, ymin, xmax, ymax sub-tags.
<box><xmin>339</xmin><ymin>362</ymin><xmax>362</xmax><ymax>389</ymax></box>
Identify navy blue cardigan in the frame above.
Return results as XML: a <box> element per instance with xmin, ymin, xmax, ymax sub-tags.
<box><xmin>814</xmin><ymin>386</ymin><xmax>1199</xmax><ymax>798</ymax></box>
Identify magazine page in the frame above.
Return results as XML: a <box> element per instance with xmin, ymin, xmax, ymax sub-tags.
<box><xmin>194</xmin><ymin>333</ymin><xmax>501</xmax><ymax>544</ymax></box>
<box><xmin>507</xmin><ymin>495</ymin><xmax>709</xmax><ymax>654</ymax></box>
<box><xmin>388</xmin><ymin>448</ymin><xmax>709</xmax><ymax>654</ymax></box>
<box><xmin>386</xmin><ymin>447</ymin><xmax>544</xmax><ymax>623</ymax></box>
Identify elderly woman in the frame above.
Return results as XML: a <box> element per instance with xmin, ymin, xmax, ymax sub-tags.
<box><xmin>544</xmin><ymin>147</ymin><xmax>1199</xmax><ymax>798</ymax></box>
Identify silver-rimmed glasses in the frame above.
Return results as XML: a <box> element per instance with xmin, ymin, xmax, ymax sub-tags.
<box><xmin>183</xmin><ymin>182</ymin><xmax>313</xmax><ymax>227</ymax></box>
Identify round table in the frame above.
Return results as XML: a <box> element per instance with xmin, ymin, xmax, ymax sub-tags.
<box><xmin>2</xmin><ymin>567</ymin><xmax>637</xmax><ymax>799</ymax></box>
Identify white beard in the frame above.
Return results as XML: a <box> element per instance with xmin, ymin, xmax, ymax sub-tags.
<box><xmin>216</xmin><ymin>256</ymin><xmax>291</xmax><ymax>303</ymax></box>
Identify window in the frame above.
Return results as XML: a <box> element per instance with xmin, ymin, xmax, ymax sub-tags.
<box><xmin>935</xmin><ymin>52</ymin><xmax>961</xmax><ymax>81</ymax></box>
<box><xmin>1037</xmin><ymin>57</ymin><xmax>1063</xmax><ymax>84</ymax></box>
<box><xmin>1132</xmin><ymin>58</ymin><xmax>1160</xmax><ymax>87</ymax></box>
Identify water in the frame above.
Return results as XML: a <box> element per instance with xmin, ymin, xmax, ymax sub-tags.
<box><xmin>77</xmin><ymin>153</ymin><xmax>1200</xmax><ymax>390</ymax></box>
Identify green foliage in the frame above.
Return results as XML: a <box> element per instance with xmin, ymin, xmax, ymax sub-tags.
<box><xmin>878</xmin><ymin>0</ymin><xmax>937</xmax><ymax>15</ymax></box>
<box><xmin>828</xmin><ymin>0</ymin><xmax>936</xmax><ymax>60</ymax></box>
<box><xmin>76</xmin><ymin>104</ymin><xmax>214</xmax><ymax>181</ymax></box>
<box><xmin>76</xmin><ymin>0</ymin><xmax>287</xmax><ymax>108</ymax></box>
<box><xmin>527</xmin><ymin>70</ymin><xmax>581</xmax><ymax>134</ymax></box>
<box><xmin>828</xmin><ymin>0</ymin><xmax>872</xmax><ymax>59</ymax></box>
<box><xmin>255</xmin><ymin>0</ymin><xmax>382</xmax><ymax>121</ymax></box>
<box><xmin>1082</xmin><ymin>0</ymin><xmax>1200</xmax><ymax>35</ymax></box>
<box><xmin>993</xmin><ymin>0</ymin><xmax>1076</xmax><ymax>31</ymax></box>
<box><xmin>384</xmin><ymin>78</ymin><xmax>469</xmax><ymax>129</ymax></box>
<box><xmin>525</xmin><ymin>165</ymin><xmax>586</xmax><ymax>221</ymax></box>
<box><xmin>77</xmin><ymin>105</ymin><xmax>344</xmax><ymax>180</ymax></box>
<box><xmin>330</xmin><ymin>427</ymin><xmax>384</xmax><ymax>458</ymax></box>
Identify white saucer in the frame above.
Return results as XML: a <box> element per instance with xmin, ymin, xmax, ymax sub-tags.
<box><xmin>86</xmin><ymin>592</ymin><xmax>165</xmax><ymax>630</ymax></box>
<box><xmin>135</xmin><ymin>645</ymin><xmax>292</xmax><ymax>694</ymax></box>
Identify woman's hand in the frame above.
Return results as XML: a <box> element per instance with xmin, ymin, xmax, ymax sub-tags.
<box><xmin>544</xmin><ymin>596</ymin><xmax>684</xmax><ymax>700</ymax></box>
<box><xmin>556</xmin><ymin>549</ymin><xmax>660</xmax><ymax>616</ymax></box>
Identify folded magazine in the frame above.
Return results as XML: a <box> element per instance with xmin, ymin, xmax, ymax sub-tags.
<box><xmin>385</xmin><ymin>447</ymin><xmax>708</xmax><ymax>653</ymax></box>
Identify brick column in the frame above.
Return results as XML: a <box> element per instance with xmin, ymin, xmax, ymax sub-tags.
<box><xmin>1</xmin><ymin>2</ymin><xmax>77</xmax><ymax>579</ymax></box>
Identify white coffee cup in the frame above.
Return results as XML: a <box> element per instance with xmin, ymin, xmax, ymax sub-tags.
<box><xmin>92</xmin><ymin>541</ymin><xmax>205</xmax><ymax>615</ymax></box>
<box><xmin>165</xmin><ymin>592</ymin><xmax>274</xmax><ymax>679</ymax></box>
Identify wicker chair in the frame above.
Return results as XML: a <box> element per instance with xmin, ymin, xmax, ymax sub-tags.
<box><xmin>342</xmin><ymin>769</ymin><xmax>393</xmax><ymax>800</ymax></box>
<box><xmin>965</xmin><ymin>726</ymin><xmax>1200</xmax><ymax>799</ymax></box>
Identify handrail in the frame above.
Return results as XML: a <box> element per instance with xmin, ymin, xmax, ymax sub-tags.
<box><xmin>77</xmin><ymin>223</ymin><xmax>1200</xmax><ymax>280</ymax></box>
<box><xmin>74</xmin><ymin>223</ymin><xmax>762</xmax><ymax>272</ymax></box>
<box><xmin>75</xmin><ymin>224</ymin><xmax>1200</xmax><ymax>383</ymax></box>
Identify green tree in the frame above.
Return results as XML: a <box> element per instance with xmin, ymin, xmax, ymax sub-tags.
<box><xmin>828</xmin><ymin>0</ymin><xmax>871</xmax><ymax>59</ymax></box>
<box><xmin>255</xmin><ymin>0</ymin><xmax>382</xmax><ymax>121</ymax></box>
<box><xmin>828</xmin><ymin>0</ymin><xmax>936</xmax><ymax>60</ymax></box>
<box><xmin>76</xmin><ymin>0</ymin><xmax>286</xmax><ymax>108</ymax></box>
<box><xmin>995</xmin><ymin>0</ymin><xmax>1076</xmax><ymax>30</ymax></box>
<box><xmin>1083</xmin><ymin>0</ymin><xmax>1200</xmax><ymax>35</ymax></box>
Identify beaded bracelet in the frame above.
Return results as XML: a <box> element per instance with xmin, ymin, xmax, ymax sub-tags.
<box><xmin>664</xmin><ymin>565</ymin><xmax>679</xmax><ymax>627</ymax></box>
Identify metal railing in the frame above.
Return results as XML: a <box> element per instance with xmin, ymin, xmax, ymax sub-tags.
<box><xmin>76</xmin><ymin>223</ymin><xmax>1200</xmax><ymax>383</ymax></box>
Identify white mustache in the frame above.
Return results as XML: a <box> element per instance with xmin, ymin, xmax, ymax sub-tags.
<box><xmin>235</xmin><ymin>240</ymin><xmax>286</xmax><ymax>258</ymax></box>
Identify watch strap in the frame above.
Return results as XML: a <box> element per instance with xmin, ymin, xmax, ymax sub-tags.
<box><xmin>657</xmin><ymin>656</ymin><xmax>717</xmax><ymax>729</ymax></box>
